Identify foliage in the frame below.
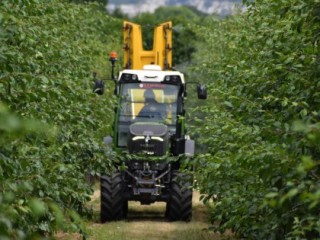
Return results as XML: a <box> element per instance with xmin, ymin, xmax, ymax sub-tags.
<box><xmin>0</xmin><ymin>0</ymin><xmax>121</xmax><ymax>238</ymax></box>
<box><xmin>110</xmin><ymin>7</ymin><xmax>129</xmax><ymax>19</ymax></box>
<box><xmin>1</xmin><ymin>0</ymin><xmax>320</xmax><ymax>238</ymax></box>
<box><xmin>190</xmin><ymin>0</ymin><xmax>320</xmax><ymax>239</ymax></box>
<box><xmin>69</xmin><ymin>0</ymin><xmax>108</xmax><ymax>11</ymax></box>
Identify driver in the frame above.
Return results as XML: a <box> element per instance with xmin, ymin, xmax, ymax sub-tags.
<box><xmin>138</xmin><ymin>89</ymin><xmax>164</xmax><ymax>119</ymax></box>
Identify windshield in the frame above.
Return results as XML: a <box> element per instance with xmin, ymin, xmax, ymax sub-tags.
<box><xmin>119</xmin><ymin>83</ymin><xmax>179</xmax><ymax>123</ymax></box>
<box><xmin>117</xmin><ymin>83</ymin><xmax>179</xmax><ymax>147</ymax></box>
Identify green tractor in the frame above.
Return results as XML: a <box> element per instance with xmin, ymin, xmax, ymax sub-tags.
<box><xmin>94</xmin><ymin>21</ymin><xmax>207</xmax><ymax>222</ymax></box>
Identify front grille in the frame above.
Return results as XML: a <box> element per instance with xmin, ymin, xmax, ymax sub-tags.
<box><xmin>129</xmin><ymin>123</ymin><xmax>168</xmax><ymax>136</ymax></box>
<box><xmin>128</xmin><ymin>123</ymin><xmax>169</xmax><ymax>156</ymax></box>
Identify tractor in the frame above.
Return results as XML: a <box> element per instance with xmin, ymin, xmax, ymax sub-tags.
<box><xmin>94</xmin><ymin>21</ymin><xmax>207</xmax><ymax>222</ymax></box>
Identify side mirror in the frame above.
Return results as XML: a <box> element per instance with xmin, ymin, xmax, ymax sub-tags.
<box><xmin>93</xmin><ymin>80</ymin><xmax>104</xmax><ymax>95</ymax></box>
<box><xmin>197</xmin><ymin>84</ymin><xmax>207</xmax><ymax>100</ymax></box>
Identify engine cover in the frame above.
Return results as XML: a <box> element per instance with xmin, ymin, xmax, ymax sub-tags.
<box><xmin>128</xmin><ymin>123</ymin><xmax>169</xmax><ymax>156</ymax></box>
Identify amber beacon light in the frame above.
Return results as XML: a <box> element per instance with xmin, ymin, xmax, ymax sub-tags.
<box><xmin>109</xmin><ymin>51</ymin><xmax>118</xmax><ymax>63</ymax></box>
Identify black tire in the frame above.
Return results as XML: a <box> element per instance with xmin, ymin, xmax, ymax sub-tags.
<box><xmin>123</xmin><ymin>200</ymin><xmax>128</xmax><ymax>218</ymax></box>
<box><xmin>166</xmin><ymin>171</ymin><xmax>193</xmax><ymax>221</ymax></box>
<box><xmin>100</xmin><ymin>172</ymin><xmax>126</xmax><ymax>222</ymax></box>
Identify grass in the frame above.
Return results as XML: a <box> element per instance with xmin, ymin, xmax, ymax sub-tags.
<box><xmin>57</xmin><ymin>188</ymin><xmax>234</xmax><ymax>240</ymax></box>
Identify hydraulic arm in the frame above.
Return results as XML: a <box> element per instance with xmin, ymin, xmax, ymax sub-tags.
<box><xmin>123</xmin><ymin>21</ymin><xmax>172</xmax><ymax>70</ymax></box>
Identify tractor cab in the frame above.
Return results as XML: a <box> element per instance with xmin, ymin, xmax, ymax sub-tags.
<box><xmin>115</xmin><ymin>66</ymin><xmax>187</xmax><ymax>156</ymax></box>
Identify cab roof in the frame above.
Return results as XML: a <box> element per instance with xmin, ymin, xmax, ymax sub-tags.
<box><xmin>118</xmin><ymin>65</ymin><xmax>185</xmax><ymax>84</ymax></box>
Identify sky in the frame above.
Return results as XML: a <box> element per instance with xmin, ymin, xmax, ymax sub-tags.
<box><xmin>107</xmin><ymin>0</ymin><xmax>244</xmax><ymax>17</ymax></box>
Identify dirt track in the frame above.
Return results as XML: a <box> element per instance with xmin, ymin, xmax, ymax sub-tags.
<box><xmin>57</xmin><ymin>190</ymin><xmax>233</xmax><ymax>240</ymax></box>
<box><xmin>86</xmin><ymin>190</ymin><xmax>232</xmax><ymax>240</ymax></box>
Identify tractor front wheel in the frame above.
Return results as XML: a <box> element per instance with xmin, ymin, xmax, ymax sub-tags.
<box><xmin>166</xmin><ymin>171</ymin><xmax>193</xmax><ymax>221</ymax></box>
<box><xmin>100</xmin><ymin>172</ymin><xmax>126</xmax><ymax>222</ymax></box>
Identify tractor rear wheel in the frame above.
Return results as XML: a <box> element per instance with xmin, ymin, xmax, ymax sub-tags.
<box><xmin>166</xmin><ymin>171</ymin><xmax>193</xmax><ymax>221</ymax></box>
<box><xmin>100</xmin><ymin>172</ymin><xmax>126</xmax><ymax>222</ymax></box>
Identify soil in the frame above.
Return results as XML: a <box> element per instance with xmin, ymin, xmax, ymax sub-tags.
<box><xmin>56</xmin><ymin>190</ymin><xmax>234</xmax><ymax>240</ymax></box>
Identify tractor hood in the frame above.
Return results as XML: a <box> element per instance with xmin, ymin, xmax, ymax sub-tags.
<box><xmin>127</xmin><ymin>122</ymin><xmax>169</xmax><ymax>156</ymax></box>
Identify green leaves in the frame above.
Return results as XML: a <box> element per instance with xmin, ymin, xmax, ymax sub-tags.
<box><xmin>28</xmin><ymin>198</ymin><xmax>46</xmax><ymax>218</ymax></box>
<box><xmin>0</xmin><ymin>0</ymin><xmax>122</xmax><ymax>238</ymax></box>
<box><xmin>189</xmin><ymin>0</ymin><xmax>320</xmax><ymax>238</ymax></box>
